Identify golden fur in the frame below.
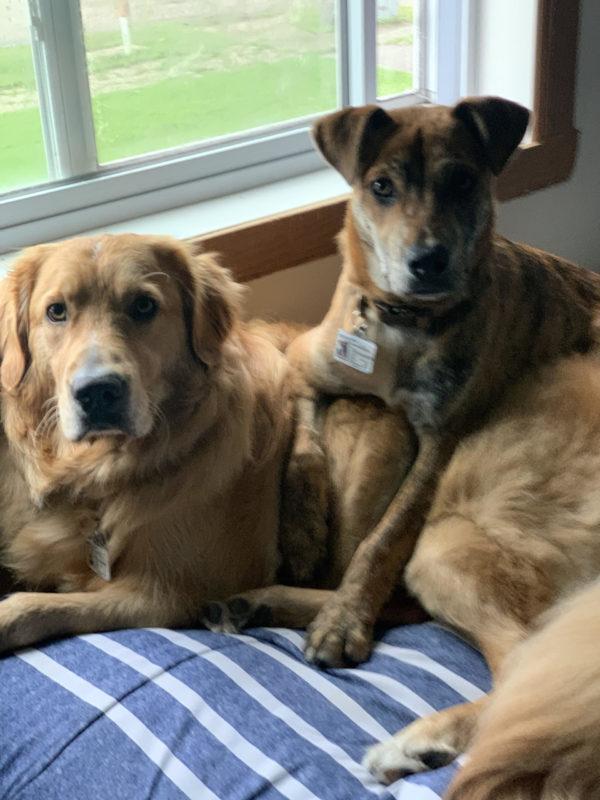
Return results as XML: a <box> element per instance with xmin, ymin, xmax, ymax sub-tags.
<box><xmin>446</xmin><ymin>576</ymin><xmax>600</xmax><ymax>800</ymax></box>
<box><xmin>365</xmin><ymin>354</ymin><xmax>600</xmax><ymax>785</ymax></box>
<box><xmin>0</xmin><ymin>233</ymin><xmax>291</xmax><ymax>650</ymax></box>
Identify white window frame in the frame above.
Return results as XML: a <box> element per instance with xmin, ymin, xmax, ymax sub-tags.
<box><xmin>0</xmin><ymin>0</ymin><xmax>471</xmax><ymax>255</ymax></box>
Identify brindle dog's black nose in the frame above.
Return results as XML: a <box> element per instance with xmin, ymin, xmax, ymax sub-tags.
<box><xmin>408</xmin><ymin>244</ymin><xmax>450</xmax><ymax>281</ymax></box>
<box><xmin>73</xmin><ymin>374</ymin><xmax>129</xmax><ymax>429</ymax></box>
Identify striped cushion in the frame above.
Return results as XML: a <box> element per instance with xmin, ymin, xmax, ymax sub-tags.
<box><xmin>0</xmin><ymin>623</ymin><xmax>489</xmax><ymax>799</ymax></box>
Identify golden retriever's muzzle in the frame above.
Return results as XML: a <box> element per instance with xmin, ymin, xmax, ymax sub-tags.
<box><xmin>61</xmin><ymin>341</ymin><xmax>141</xmax><ymax>441</ymax></box>
<box><xmin>71</xmin><ymin>369</ymin><xmax>131</xmax><ymax>439</ymax></box>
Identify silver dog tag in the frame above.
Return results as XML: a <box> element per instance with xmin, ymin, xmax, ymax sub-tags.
<box><xmin>88</xmin><ymin>529</ymin><xmax>112</xmax><ymax>581</ymax></box>
<box><xmin>333</xmin><ymin>330</ymin><xmax>377</xmax><ymax>374</ymax></box>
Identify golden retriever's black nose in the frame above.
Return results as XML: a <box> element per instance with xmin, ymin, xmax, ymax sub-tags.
<box><xmin>73</xmin><ymin>374</ymin><xmax>129</xmax><ymax>430</ymax></box>
<box><xmin>408</xmin><ymin>244</ymin><xmax>450</xmax><ymax>281</ymax></box>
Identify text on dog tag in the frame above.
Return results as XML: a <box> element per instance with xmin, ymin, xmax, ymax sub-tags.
<box><xmin>333</xmin><ymin>330</ymin><xmax>377</xmax><ymax>374</ymax></box>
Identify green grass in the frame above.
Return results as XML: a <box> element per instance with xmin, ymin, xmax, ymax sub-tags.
<box><xmin>377</xmin><ymin>66</ymin><xmax>412</xmax><ymax>98</ymax></box>
<box><xmin>0</xmin><ymin>43</ymin><xmax>37</xmax><ymax>92</ymax></box>
<box><xmin>379</xmin><ymin>4</ymin><xmax>414</xmax><ymax>25</ymax></box>
<box><xmin>291</xmin><ymin>1</ymin><xmax>334</xmax><ymax>34</ymax></box>
<box><xmin>397</xmin><ymin>4</ymin><xmax>414</xmax><ymax>25</ymax></box>
<box><xmin>1</xmin><ymin>106</ymin><xmax>47</xmax><ymax>190</ymax></box>
<box><xmin>93</xmin><ymin>54</ymin><xmax>338</xmax><ymax>162</ymax></box>
<box><xmin>386</xmin><ymin>30</ymin><xmax>414</xmax><ymax>46</ymax></box>
<box><xmin>0</xmin><ymin>21</ymin><xmax>238</xmax><ymax>92</ymax></box>
<box><xmin>85</xmin><ymin>20</ymin><xmax>238</xmax><ymax>75</ymax></box>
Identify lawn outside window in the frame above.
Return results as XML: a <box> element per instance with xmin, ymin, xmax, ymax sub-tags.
<box><xmin>0</xmin><ymin>0</ymin><xmax>580</xmax><ymax>273</ymax></box>
<box><xmin>0</xmin><ymin>0</ymin><xmax>425</xmax><ymax>253</ymax></box>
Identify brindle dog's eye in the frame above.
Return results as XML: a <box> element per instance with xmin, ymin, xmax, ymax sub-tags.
<box><xmin>447</xmin><ymin>166</ymin><xmax>477</xmax><ymax>197</ymax></box>
<box><xmin>371</xmin><ymin>177</ymin><xmax>396</xmax><ymax>202</ymax></box>
<box><xmin>129</xmin><ymin>294</ymin><xmax>158</xmax><ymax>322</ymax></box>
<box><xmin>46</xmin><ymin>302</ymin><xmax>67</xmax><ymax>323</ymax></box>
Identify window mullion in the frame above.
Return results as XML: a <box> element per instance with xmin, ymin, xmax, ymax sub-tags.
<box><xmin>28</xmin><ymin>0</ymin><xmax>98</xmax><ymax>181</ymax></box>
<box><xmin>346</xmin><ymin>0</ymin><xmax>377</xmax><ymax>106</ymax></box>
<box><xmin>459</xmin><ymin>0</ymin><xmax>477</xmax><ymax>96</ymax></box>
<box><xmin>413</xmin><ymin>0</ymin><xmax>426</xmax><ymax>96</ymax></box>
<box><xmin>425</xmin><ymin>0</ymin><xmax>468</xmax><ymax>105</ymax></box>
<box><xmin>336</xmin><ymin>0</ymin><xmax>350</xmax><ymax>107</ymax></box>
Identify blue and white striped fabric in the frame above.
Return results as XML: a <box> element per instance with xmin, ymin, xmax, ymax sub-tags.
<box><xmin>0</xmin><ymin>622</ymin><xmax>489</xmax><ymax>799</ymax></box>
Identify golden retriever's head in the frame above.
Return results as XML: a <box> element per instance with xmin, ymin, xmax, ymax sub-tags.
<box><xmin>0</xmin><ymin>234</ymin><xmax>241</xmax><ymax>447</ymax></box>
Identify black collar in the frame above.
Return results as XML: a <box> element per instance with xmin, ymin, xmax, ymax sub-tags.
<box><xmin>370</xmin><ymin>296</ymin><xmax>473</xmax><ymax>336</ymax></box>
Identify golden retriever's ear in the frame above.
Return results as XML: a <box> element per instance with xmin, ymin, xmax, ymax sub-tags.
<box><xmin>312</xmin><ymin>105</ymin><xmax>398</xmax><ymax>184</ymax></box>
<box><xmin>453</xmin><ymin>96</ymin><xmax>530</xmax><ymax>175</ymax></box>
<box><xmin>0</xmin><ymin>245</ymin><xmax>47</xmax><ymax>393</ymax></box>
<box><xmin>151</xmin><ymin>239</ymin><xmax>243</xmax><ymax>368</ymax></box>
<box><xmin>188</xmin><ymin>252</ymin><xmax>244</xmax><ymax>367</ymax></box>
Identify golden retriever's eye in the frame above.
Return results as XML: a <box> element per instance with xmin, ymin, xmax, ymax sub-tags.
<box><xmin>46</xmin><ymin>302</ymin><xmax>67</xmax><ymax>323</ymax></box>
<box><xmin>129</xmin><ymin>294</ymin><xmax>158</xmax><ymax>322</ymax></box>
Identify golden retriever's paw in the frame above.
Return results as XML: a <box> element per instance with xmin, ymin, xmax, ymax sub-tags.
<box><xmin>202</xmin><ymin>596</ymin><xmax>272</xmax><ymax>634</ymax></box>
<box><xmin>363</xmin><ymin>731</ymin><xmax>457</xmax><ymax>784</ymax></box>
<box><xmin>304</xmin><ymin>601</ymin><xmax>373</xmax><ymax>667</ymax></box>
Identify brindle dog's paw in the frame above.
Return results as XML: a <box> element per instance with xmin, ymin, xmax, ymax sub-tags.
<box><xmin>363</xmin><ymin>730</ymin><xmax>457</xmax><ymax>784</ymax></box>
<box><xmin>304</xmin><ymin>602</ymin><xmax>373</xmax><ymax>667</ymax></box>
<box><xmin>202</xmin><ymin>596</ymin><xmax>272</xmax><ymax>634</ymax></box>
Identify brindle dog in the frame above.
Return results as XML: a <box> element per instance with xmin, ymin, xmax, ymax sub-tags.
<box><xmin>287</xmin><ymin>97</ymin><xmax>600</xmax><ymax>664</ymax></box>
<box><xmin>207</xmin><ymin>96</ymin><xmax>600</xmax><ymax>780</ymax></box>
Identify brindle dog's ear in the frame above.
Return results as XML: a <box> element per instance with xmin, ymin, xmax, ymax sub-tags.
<box><xmin>312</xmin><ymin>105</ymin><xmax>398</xmax><ymax>184</ymax></box>
<box><xmin>0</xmin><ymin>246</ymin><xmax>48</xmax><ymax>393</ymax></box>
<box><xmin>453</xmin><ymin>96</ymin><xmax>530</xmax><ymax>175</ymax></box>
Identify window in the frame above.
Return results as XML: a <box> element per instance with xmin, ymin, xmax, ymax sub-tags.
<box><xmin>1</xmin><ymin>0</ymin><xmax>427</xmax><ymax>252</ymax></box>
<box><xmin>0</xmin><ymin>0</ymin><xmax>578</xmax><ymax>257</ymax></box>
<box><xmin>81</xmin><ymin>1</ymin><xmax>341</xmax><ymax>165</ymax></box>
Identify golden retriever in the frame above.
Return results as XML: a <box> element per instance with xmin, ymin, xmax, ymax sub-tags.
<box><xmin>0</xmin><ymin>233</ymin><xmax>291</xmax><ymax>651</ymax></box>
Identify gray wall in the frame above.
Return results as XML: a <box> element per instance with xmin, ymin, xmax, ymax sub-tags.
<box><xmin>496</xmin><ymin>0</ymin><xmax>600</xmax><ymax>268</ymax></box>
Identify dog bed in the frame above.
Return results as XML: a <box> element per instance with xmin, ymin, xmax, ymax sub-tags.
<box><xmin>0</xmin><ymin>622</ymin><xmax>489</xmax><ymax>799</ymax></box>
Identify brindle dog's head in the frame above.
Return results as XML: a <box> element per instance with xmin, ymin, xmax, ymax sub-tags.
<box><xmin>313</xmin><ymin>97</ymin><xmax>529</xmax><ymax>302</ymax></box>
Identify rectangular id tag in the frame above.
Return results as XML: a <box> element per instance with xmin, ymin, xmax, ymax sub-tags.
<box><xmin>333</xmin><ymin>330</ymin><xmax>377</xmax><ymax>374</ymax></box>
<box><xmin>88</xmin><ymin>530</ymin><xmax>112</xmax><ymax>581</ymax></box>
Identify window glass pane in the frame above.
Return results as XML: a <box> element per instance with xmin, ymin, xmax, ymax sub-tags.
<box><xmin>376</xmin><ymin>1</ymin><xmax>416</xmax><ymax>99</ymax></box>
<box><xmin>0</xmin><ymin>2</ymin><xmax>47</xmax><ymax>192</ymax></box>
<box><xmin>80</xmin><ymin>0</ymin><xmax>338</xmax><ymax>165</ymax></box>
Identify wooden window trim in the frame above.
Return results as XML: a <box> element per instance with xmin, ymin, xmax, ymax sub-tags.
<box><xmin>497</xmin><ymin>0</ymin><xmax>579</xmax><ymax>200</ymax></box>
<box><xmin>191</xmin><ymin>0</ymin><xmax>580</xmax><ymax>282</ymax></box>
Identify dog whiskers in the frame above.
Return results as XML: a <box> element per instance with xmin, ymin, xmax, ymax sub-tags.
<box><xmin>34</xmin><ymin>399</ymin><xmax>59</xmax><ymax>442</ymax></box>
